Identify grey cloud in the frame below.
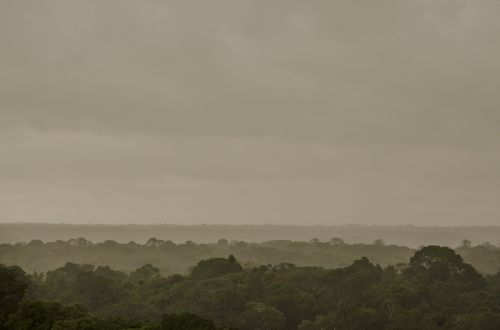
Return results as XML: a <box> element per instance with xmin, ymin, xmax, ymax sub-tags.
<box><xmin>1</xmin><ymin>1</ymin><xmax>500</xmax><ymax>146</ymax></box>
<box><xmin>1</xmin><ymin>1</ymin><xmax>500</xmax><ymax>224</ymax></box>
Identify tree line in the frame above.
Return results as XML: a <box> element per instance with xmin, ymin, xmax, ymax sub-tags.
<box><xmin>2</xmin><ymin>237</ymin><xmax>499</xmax><ymax>276</ymax></box>
<box><xmin>2</xmin><ymin>245</ymin><xmax>500</xmax><ymax>329</ymax></box>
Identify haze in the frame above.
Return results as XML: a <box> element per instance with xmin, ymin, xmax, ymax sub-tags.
<box><xmin>1</xmin><ymin>0</ymin><xmax>499</xmax><ymax>225</ymax></box>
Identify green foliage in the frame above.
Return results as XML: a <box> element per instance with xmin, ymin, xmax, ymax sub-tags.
<box><xmin>5</xmin><ymin>300</ymin><xmax>211</xmax><ymax>330</ymax></box>
<box><xmin>190</xmin><ymin>255</ymin><xmax>243</xmax><ymax>279</ymax></box>
<box><xmin>42</xmin><ymin>263</ymin><xmax>128</xmax><ymax>311</ymax></box>
<box><xmin>6</xmin><ymin>300</ymin><xmax>88</xmax><ymax>330</ymax></box>
<box><xmin>404</xmin><ymin>246</ymin><xmax>486</xmax><ymax>290</ymax></box>
<box><xmin>298</xmin><ymin>312</ymin><xmax>336</xmax><ymax>330</ymax></box>
<box><xmin>0</xmin><ymin>238</ymin><xmax>415</xmax><ymax>275</ymax></box>
<box><xmin>131</xmin><ymin>264</ymin><xmax>160</xmax><ymax>284</ymax></box>
<box><xmin>6</xmin><ymin>235</ymin><xmax>500</xmax><ymax>276</ymax></box>
<box><xmin>160</xmin><ymin>313</ymin><xmax>216</xmax><ymax>330</ymax></box>
<box><xmin>3</xmin><ymin>245</ymin><xmax>500</xmax><ymax>329</ymax></box>
<box><xmin>239</xmin><ymin>302</ymin><xmax>285</xmax><ymax>330</ymax></box>
<box><xmin>0</xmin><ymin>264</ymin><xmax>31</xmax><ymax>329</ymax></box>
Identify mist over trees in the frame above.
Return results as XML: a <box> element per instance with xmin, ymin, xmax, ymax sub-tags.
<box><xmin>2</xmin><ymin>236</ymin><xmax>500</xmax><ymax>276</ymax></box>
<box><xmin>3</xmin><ymin>228</ymin><xmax>500</xmax><ymax>329</ymax></box>
<box><xmin>3</xmin><ymin>246</ymin><xmax>500</xmax><ymax>329</ymax></box>
<box><xmin>3</xmin><ymin>224</ymin><xmax>500</xmax><ymax>248</ymax></box>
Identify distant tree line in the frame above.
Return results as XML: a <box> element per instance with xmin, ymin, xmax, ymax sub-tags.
<box><xmin>1</xmin><ymin>237</ymin><xmax>500</xmax><ymax>276</ymax></box>
<box><xmin>2</xmin><ymin>246</ymin><xmax>500</xmax><ymax>329</ymax></box>
<box><xmin>3</xmin><ymin>223</ymin><xmax>500</xmax><ymax>248</ymax></box>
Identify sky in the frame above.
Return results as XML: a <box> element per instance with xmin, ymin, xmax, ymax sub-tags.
<box><xmin>1</xmin><ymin>0</ymin><xmax>499</xmax><ymax>225</ymax></box>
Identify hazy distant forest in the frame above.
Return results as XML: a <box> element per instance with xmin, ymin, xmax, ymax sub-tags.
<box><xmin>3</xmin><ymin>225</ymin><xmax>500</xmax><ymax>329</ymax></box>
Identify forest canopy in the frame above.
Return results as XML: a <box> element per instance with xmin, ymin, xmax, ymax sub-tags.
<box><xmin>1</xmin><ymin>237</ymin><xmax>500</xmax><ymax>275</ymax></box>
<box><xmin>2</xmin><ymin>245</ymin><xmax>500</xmax><ymax>329</ymax></box>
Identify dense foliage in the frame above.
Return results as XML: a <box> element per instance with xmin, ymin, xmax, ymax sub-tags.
<box><xmin>2</xmin><ymin>237</ymin><xmax>500</xmax><ymax>277</ymax></box>
<box><xmin>2</xmin><ymin>246</ymin><xmax>500</xmax><ymax>329</ymax></box>
<box><xmin>0</xmin><ymin>237</ymin><xmax>414</xmax><ymax>276</ymax></box>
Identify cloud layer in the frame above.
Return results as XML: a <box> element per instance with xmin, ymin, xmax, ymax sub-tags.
<box><xmin>1</xmin><ymin>0</ymin><xmax>499</xmax><ymax>224</ymax></box>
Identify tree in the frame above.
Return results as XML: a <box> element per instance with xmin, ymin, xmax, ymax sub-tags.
<box><xmin>7</xmin><ymin>300</ymin><xmax>155</xmax><ymax>330</ymax></box>
<box><xmin>404</xmin><ymin>245</ymin><xmax>486</xmax><ymax>290</ymax></box>
<box><xmin>43</xmin><ymin>263</ymin><xmax>126</xmax><ymax>311</ymax></box>
<box><xmin>191</xmin><ymin>256</ymin><xmax>243</xmax><ymax>279</ymax></box>
<box><xmin>239</xmin><ymin>302</ymin><xmax>286</xmax><ymax>330</ymax></box>
<box><xmin>6</xmin><ymin>300</ymin><xmax>87</xmax><ymax>330</ymax></box>
<box><xmin>298</xmin><ymin>312</ymin><xmax>336</xmax><ymax>330</ymax></box>
<box><xmin>0</xmin><ymin>264</ymin><xmax>31</xmax><ymax>329</ymax></box>
<box><xmin>329</xmin><ymin>238</ymin><xmax>345</xmax><ymax>245</ymax></box>
<box><xmin>27</xmin><ymin>240</ymin><xmax>45</xmax><ymax>248</ymax></box>
<box><xmin>217</xmin><ymin>239</ymin><xmax>228</xmax><ymax>246</ymax></box>
<box><xmin>68</xmin><ymin>238</ymin><xmax>92</xmax><ymax>247</ymax></box>
<box><xmin>131</xmin><ymin>264</ymin><xmax>160</xmax><ymax>283</ymax></box>
<box><xmin>160</xmin><ymin>313</ymin><xmax>216</xmax><ymax>330</ymax></box>
<box><xmin>146</xmin><ymin>238</ymin><xmax>164</xmax><ymax>248</ymax></box>
<box><xmin>460</xmin><ymin>239</ymin><xmax>472</xmax><ymax>248</ymax></box>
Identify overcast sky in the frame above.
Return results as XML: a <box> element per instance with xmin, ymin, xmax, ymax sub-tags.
<box><xmin>1</xmin><ymin>0</ymin><xmax>499</xmax><ymax>225</ymax></box>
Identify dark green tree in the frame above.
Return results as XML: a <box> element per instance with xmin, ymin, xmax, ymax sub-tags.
<box><xmin>404</xmin><ymin>246</ymin><xmax>486</xmax><ymax>290</ymax></box>
<box><xmin>0</xmin><ymin>264</ymin><xmax>31</xmax><ymax>329</ymax></box>
<box><xmin>239</xmin><ymin>302</ymin><xmax>286</xmax><ymax>330</ymax></box>
<box><xmin>6</xmin><ymin>300</ymin><xmax>87</xmax><ymax>330</ymax></box>
<box><xmin>160</xmin><ymin>313</ymin><xmax>216</xmax><ymax>330</ymax></box>
<box><xmin>191</xmin><ymin>256</ymin><xmax>243</xmax><ymax>279</ymax></box>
